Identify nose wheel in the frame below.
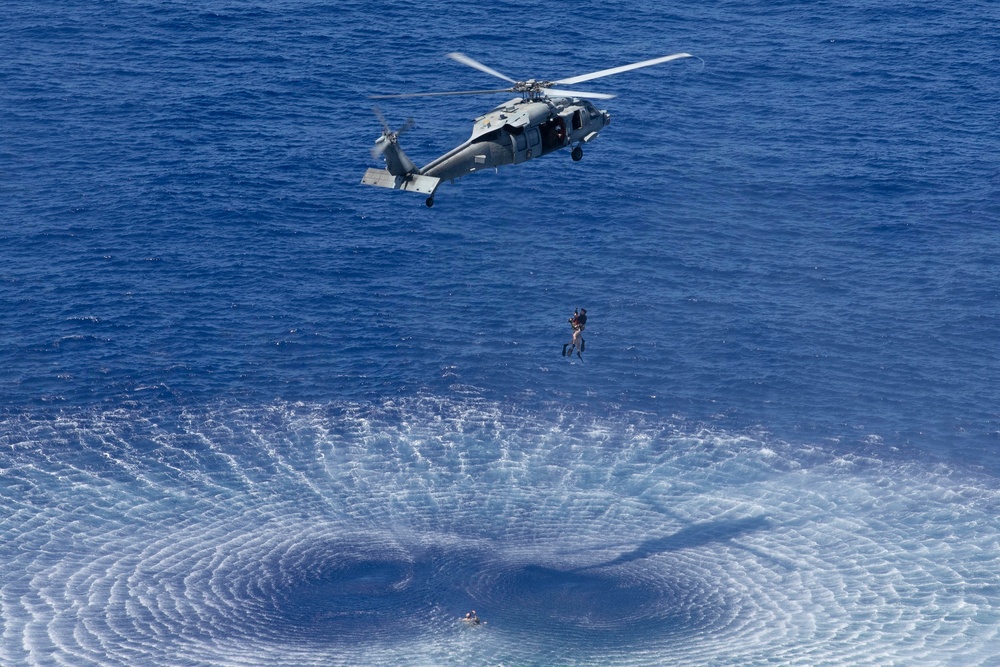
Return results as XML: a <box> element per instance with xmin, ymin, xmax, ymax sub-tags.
<box><xmin>571</xmin><ymin>146</ymin><xmax>584</xmax><ymax>161</ymax></box>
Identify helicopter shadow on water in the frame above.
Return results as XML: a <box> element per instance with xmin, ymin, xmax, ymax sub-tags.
<box><xmin>569</xmin><ymin>515</ymin><xmax>772</xmax><ymax>572</ymax></box>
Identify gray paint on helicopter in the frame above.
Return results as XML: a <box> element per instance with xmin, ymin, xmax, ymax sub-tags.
<box><xmin>361</xmin><ymin>52</ymin><xmax>692</xmax><ymax>207</ymax></box>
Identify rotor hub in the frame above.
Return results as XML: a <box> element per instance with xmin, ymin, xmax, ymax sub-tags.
<box><xmin>512</xmin><ymin>79</ymin><xmax>556</xmax><ymax>99</ymax></box>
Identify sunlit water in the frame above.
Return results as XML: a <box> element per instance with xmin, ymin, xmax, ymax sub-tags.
<box><xmin>2</xmin><ymin>400</ymin><xmax>999</xmax><ymax>665</ymax></box>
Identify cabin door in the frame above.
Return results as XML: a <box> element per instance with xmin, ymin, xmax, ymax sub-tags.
<box><xmin>510</xmin><ymin>128</ymin><xmax>529</xmax><ymax>164</ymax></box>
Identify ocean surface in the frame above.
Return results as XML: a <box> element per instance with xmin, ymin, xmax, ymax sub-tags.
<box><xmin>2</xmin><ymin>0</ymin><xmax>999</xmax><ymax>665</ymax></box>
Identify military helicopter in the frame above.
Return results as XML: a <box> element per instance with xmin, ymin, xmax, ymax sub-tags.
<box><xmin>361</xmin><ymin>51</ymin><xmax>692</xmax><ymax>207</ymax></box>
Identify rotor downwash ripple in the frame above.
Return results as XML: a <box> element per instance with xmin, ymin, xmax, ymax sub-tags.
<box><xmin>1</xmin><ymin>399</ymin><xmax>998</xmax><ymax>666</ymax></box>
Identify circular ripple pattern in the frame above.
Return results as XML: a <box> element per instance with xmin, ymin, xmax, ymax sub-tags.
<box><xmin>1</xmin><ymin>399</ymin><xmax>1000</xmax><ymax>666</ymax></box>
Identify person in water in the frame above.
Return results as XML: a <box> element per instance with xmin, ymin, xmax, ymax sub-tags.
<box><xmin>562</xmin><ymin>308</ymin><xmax>587</xmax><ymax>358</ymax></box>
<box><xmin>463</xmin><ymin>610</ymin><xmax>481</xmax><ymax>625</ymax></box>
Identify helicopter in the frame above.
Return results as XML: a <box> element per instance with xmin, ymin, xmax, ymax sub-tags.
<box><xmin>361</xmin><ymin>51</ymin><xmax>692</xmax><ymax>207</ymax></box>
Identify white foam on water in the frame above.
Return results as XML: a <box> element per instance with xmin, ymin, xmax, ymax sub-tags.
<box><xmin>1</xmin><ymin>399</ymin><xmax>999</xmax><ymax>665</ymax></box>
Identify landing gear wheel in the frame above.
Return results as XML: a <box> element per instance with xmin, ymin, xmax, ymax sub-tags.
<box><xmin>571</xmin><ymin>146</ymin><xmax>584</xmax><ymax>161</ymax></box>
<box><xmin>425</xmin><ymin>196</ymin><xmax>434</xmax><ymax>208</ymax></box>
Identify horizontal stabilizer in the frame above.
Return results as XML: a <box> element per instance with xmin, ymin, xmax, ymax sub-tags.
<box><xmin>361</xmin><ymin>168</ymin><xmax>440</xmax><ymax>195</ymax></box>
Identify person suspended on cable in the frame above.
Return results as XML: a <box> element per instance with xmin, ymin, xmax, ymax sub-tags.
<box><xmin>563</xmin><ymin>308</ymin><xmax>587</xmax><ymax>359</ymax></box>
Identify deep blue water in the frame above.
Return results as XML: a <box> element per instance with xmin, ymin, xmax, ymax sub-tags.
<box><xmin>2</xmin><ymin>1</ymin><xmax>999</xmax><ymax>665</ymax></box>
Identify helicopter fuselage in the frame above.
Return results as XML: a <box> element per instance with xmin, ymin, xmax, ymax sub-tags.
<box><xmin>362</xmin><ymin>50</ymin><xmax>691</xmax><ymax>205</ymax></box>
<box><xmin>422</xmin><ymin>97</ymin><xmax>610</xmax><ymax>181</ymax></box>
<box><xmin>361</xmin><ymin>96</ymin><xmax>611</xmax><ymax>206</ymax></box>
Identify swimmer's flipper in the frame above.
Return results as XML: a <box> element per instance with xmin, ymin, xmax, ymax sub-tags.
<box><xmin>562</xmin><ymin>344</ymin><xmax>568</xmax><ymax>357</ymax></box>
<box><xmin>580</xmin><ymin>339</ymin><xmax>585</xmax><ymax>352</ymax></box>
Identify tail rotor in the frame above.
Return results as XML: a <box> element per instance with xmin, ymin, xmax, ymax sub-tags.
<box><xmin>368</xmin><ymin>107</ymin><xmax>419</xmax><ymax>177</ymax></box>
<box><xmin>371</xmin><ymin>107</ymin><xmax>415</xmax><ymax>159</ymax></box>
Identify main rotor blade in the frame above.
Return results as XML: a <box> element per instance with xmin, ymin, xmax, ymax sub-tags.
<box><xmin>555</xmin><ymin>52</ymin><xmax>692</xmax><ymax>85</ymax></box>
<box><xmin>447</xmin><ymin>52</ymin><xmax>517</xmax><ymax>83</ymax></box>
<box><xmin>542</xmin><ymin>88</ymin><xmax>617</xmax><ymax>100</ymax></box>
<box><xmin>369</xmin><ymin>88</ymin><xmax>513</xmax><ymax>99</ymax></box>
